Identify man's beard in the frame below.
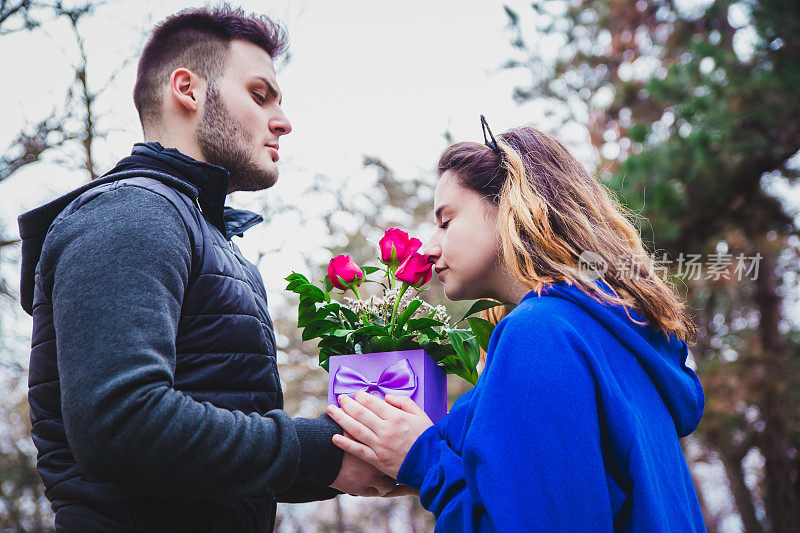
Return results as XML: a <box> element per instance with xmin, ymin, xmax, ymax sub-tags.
<box><xmin>196</xmin><ymin>82</ymin><xmax>278</xmax><ymax>192</ymax></box>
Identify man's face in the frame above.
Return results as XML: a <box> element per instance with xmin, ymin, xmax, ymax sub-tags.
<box><xmin>196</xmin><ymin>39</ymin><xmax>292</xmax><ymax>193</ymax></box>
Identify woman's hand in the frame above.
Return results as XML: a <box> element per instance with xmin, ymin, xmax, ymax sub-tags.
<box><xmin>327</xmin><ymin>391</ymin><xmax>434</xmax><ymax>479</ymax></box>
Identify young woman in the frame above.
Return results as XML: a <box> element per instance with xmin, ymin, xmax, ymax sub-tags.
<box><xmin>327</xmin><ymin>120</ymin><xmax>706</xmax><ymax>532</ymax></box>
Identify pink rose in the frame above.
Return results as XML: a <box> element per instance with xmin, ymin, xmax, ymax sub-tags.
<box><xmin>328</xmin><ymin>255</ymin><xmax>364</xmax><ymax>290</ymax></box>
<box><xmin>395</xmin><ymin>252</ymin><xmax>433</xmax><ymax>288</ymax></box>
<box><xmin>379</xmin><ymin>228</ymin><xmax>422</xmax><ymax>267</ymax></box>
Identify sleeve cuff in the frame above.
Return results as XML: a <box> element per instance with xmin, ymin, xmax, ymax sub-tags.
<box><xmin>292</xmin><ymin>413</ymin><xmax>344</xmax><ymax>486</ymax></box>
<box><xmin>397</xmin><ymin>423</ymin><xmax>442</xmax><ymax>490</ymax></box>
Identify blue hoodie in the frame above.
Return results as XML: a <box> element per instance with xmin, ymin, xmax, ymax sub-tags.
<box><xmin>397</xmin><ymin>281</ymin><xmax>706</xmax><ymax>532</ymax></box>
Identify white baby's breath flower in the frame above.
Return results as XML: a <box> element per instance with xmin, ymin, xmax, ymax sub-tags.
<box><xmin>433</xmin><ymin>304</ymin><xmax>451</xmax><ymax>325</ymax></box>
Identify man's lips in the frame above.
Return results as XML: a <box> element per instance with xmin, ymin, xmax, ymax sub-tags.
<box><xmin>266</xmin><ymin>145</ymin><xmax>279</xmax><ymax>162</ymax></box>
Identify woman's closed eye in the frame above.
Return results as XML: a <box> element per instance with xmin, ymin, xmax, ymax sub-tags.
<box><xmin>438</xmin><ymin>220</ymin><xmax>450</xmax><ymax>230</ymax></box>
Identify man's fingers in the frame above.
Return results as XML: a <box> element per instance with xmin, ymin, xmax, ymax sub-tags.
<box><xmin>384</xmin><ymin>394</ymin><xmax>426</xmax><ymax>416</ymax></box>
<box><xmin>382</xmin><ymin>484</ymin><xmax>420</xmax><ymax>498</ymax></box>
<box><xmin>332</xmin><ymin>434</ymin><xmax>381</xmax><ymax>465</ymax></box>
<box><xmin>373</xmin><ymin>475</ymin><xmax>398</xmax><ymax>496</ymax></box>
<box><xmin>327</xmin><ymin>405</ymin><xmax>379</xmax><ymax>446</ymax></box>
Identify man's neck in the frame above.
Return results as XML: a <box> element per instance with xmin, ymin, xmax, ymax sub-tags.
<box><xmin>143</xmin><ymin>130</ymin><xmax>206</xmax><ymax>164</ymax></box>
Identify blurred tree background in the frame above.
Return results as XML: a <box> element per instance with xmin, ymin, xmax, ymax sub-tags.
<box><xmin>503</xmin><ymin>0</ymin><xmax>799</xmax><ymax>531</ymax></box>
<box><xmin>2</xmin><ymin>0</ymin><xmax>799</xmax><ymax>532</ymax></box>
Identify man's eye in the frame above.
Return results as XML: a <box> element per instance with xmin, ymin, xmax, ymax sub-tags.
<box><xmin>252</xmin><ymin>93</ymin><xmax>266</xmax><ymax>104</ymax></box>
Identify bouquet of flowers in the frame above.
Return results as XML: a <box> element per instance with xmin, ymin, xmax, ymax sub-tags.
<box><xmin>284</xmin><ymin>228</ymin><xmax>503</xmax><ymax>385</ymax></box>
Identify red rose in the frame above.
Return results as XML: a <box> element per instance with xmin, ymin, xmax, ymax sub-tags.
<box><xmin>328</xmin><ymin>255</ymin><xmax>364</xmax><ymax>290</ymax></box>
<box><xmin>395</xmin><ymin>252</ymin><xmax>433</xmax><ymax>288</ymax></box>
<box><xmin>379</xmin><ymin>228</ymin><xmax>422</xmax><ymax>267</ymax></box>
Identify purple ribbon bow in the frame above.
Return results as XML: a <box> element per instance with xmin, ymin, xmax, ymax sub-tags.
<box><xmin>332</xmin><ymin>358</ymin><xmax>418</xmax><ymax>400</ymax></box>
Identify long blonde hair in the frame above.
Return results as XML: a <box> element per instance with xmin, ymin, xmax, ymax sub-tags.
<box><xmin>437</xmin><ymin>127</ymin><xmax>695</xmax><ymax>343</ymax></box>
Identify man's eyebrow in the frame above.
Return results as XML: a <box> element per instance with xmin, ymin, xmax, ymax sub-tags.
<box><xmin>253</xmin><ymin>76</ymin><xmax>282</xmax><ymax>104</ymax></box>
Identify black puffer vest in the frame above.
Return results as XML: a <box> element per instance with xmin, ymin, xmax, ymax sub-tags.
<box><xmin>20</xmin><ymin>143</ymin><xmax>283</xmax><ymax>531</ymax></box>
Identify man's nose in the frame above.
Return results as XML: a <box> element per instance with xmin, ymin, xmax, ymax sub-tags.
<box><xmin>270</xmin><ymin>111</ymin><xmax>292</xmax><ymax>136</ymax></box>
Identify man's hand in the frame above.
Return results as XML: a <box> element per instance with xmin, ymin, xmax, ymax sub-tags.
<box><xmin>330</xmin><ymin>448</ymin><xmax>397</xmax><ymax>497</ymax></box>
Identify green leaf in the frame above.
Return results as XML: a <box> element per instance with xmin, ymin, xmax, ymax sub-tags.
<box><xmin>285</xmin><ymin>272</ymin><xmax>310</xmax><ymax>284</ymax></box>
<box><xmin>319</xmin><ymin>335</ymin><xmax>349</xmax><ymax>349</ymax></box>
<box><xmin>321</xmin><ymin>302</ymin><xmax>342</xmax><ymax>314</ymax></box>
<box><xmin>299</xmin><ymin>307</ymin><xmax>329</xmax><ymax>327</ymax></box>
<box><xmin>297</xmin><ymin>298</ymin><xmax>316</xmax><ymax>321</ymax></box>
<box><xmin>301</xmin><ymin>320</ymin><xmax>339</xmax><ymax>341</ymax></box>
<box><xmin>296</xmin><ymin>283</ymin><xmax>327</xmax><ymax>303</ymax></box>
<box><xmin>405</xmin><ymin>317</ymin><xmax>444</xmax><ymax>333</ymax></box>
<box><xmin>339</xmin><ymin>307</ymin><xmax>359</xmax><ymax>327</ymax></box>
<box><xmin>331</xmin><ymin>328</ymin><xmax>355</xmax><ymax>338</ymax></box>
<box><xmin>323</xmin><ymin>274</ymin><xmax>334</xmax><ymax>294</ymax></box>
<box><xmin>319</xmin><ymin>351</ymin><xmax>331</xmax><ymax>371</ymax></box>
<box><xmin>362</xmin><ymin>266</ymin><xmax>382</xmax><ymax>275</ymax></box>
<box><xmin>437</xmin><ymin>354</ymin><xmax>477</xmax><ymax>385</ymax></box>
<box><xmin>455</xmin><ymin>299</ymin><xmax>508</xmax><ymax>325</ymax></box>
<box><xmin>447</xmin><ymin>329</ymin><xmax>480</xmax><ymax>373</ymax></box>
<box><xmin>370</xmin><ymin>336</ymin><xmax>396</xmax><ymax>353</ymax></box>
<box><xmin>423</xmin><ymin>342</ymin><xmax>456</xmax><ymax>362</ymax></box>
<box><xmin>395</xmin><ymin>300</ymin><xmax>423</xmax><ymax>330</ymax></box>
<box><xmin>395</xmin><ymin>334</ymin><xmax>419</xmax><ymax>350</ymax></box>
<box><xmin>398</xmin><ymin>337</ymin><xmax>423</xmax><ymax>350</ymax></box>
<box><xmin>354</xmin><ymin>324</ymin><xmax>390</xmax><ymax>337</ymax></box>
<box><xmin>415</xmin><ymin>333</ymin><xmax>434</xmax><ymax>346</ymax></box>
<box><xmin>466</xmin><ymin>317</ymin><xmax>495</xmax><ymax>352</ymax></box>
<box><xmin>285</xmin><ymin>279</ymin><xmax>307</xmax><ymax>293</ymax></box>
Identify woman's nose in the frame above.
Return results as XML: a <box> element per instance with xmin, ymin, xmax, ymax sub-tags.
<box><xmin>423</xmin><ymin>233</ymin><xmax>442</xmax><ymax>258</ymax></box>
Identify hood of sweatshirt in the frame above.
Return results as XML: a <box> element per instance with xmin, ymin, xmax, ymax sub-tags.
<box><xmin>532</xmin><ymin>280</ymin><xmax>704</xmax><ymax>437</ymax></box>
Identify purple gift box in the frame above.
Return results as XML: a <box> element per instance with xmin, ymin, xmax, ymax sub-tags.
<box><xmin>327</xmin><ymin>349</ymin><xmax>447</xmax><ymax>423</ymax></box>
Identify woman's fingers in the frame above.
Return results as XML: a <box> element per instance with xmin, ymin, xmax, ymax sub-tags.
<box><xmin>338</xmin><ymin>393</ymin><xmax>388</xmax><ymax>429</ymax></box>
<box><xmin>327</xmin><ymin>403</ymin><xmax>380</xmax><ymax>447</ymax></box>
<box><xmin>332</xmin><ymin>434</ymin><xmax>381</xmax><ymax>465</ymax></box>
<box><xmin>351</xmin><ymin>390</ymin><xmax>401</xmax><ymax>419</ymax></box>
<box><xmin>384</xmin><ymin>394</ymin><xmax>427</xmax><ymax>416</ymax></box>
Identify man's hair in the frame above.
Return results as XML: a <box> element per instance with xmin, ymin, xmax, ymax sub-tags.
<box><xmin>133</xmin><ymin>4</ymin><xmax>287</xmax><ymax>129</ymax></box>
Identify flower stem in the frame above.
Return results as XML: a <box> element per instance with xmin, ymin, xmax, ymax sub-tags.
<box><xmin>387</xmin><ymin>266</ymin><xmax>396</xmax><ymax>290</ymax></box>
<box><xmin>389</xmin><ymin>283</ymin><xmax>410</xmax><ymax>337</ymax></box>
<box><xmin>351</xmin><ymin>285</ymin><xmax>370</xmax><ymax>325</ymax></box>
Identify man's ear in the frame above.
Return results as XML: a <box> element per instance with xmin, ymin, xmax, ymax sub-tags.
<box><xmin>168</xmin><ymin>68</ymin><xmax>203</xmax><ymax>113</ymax></box>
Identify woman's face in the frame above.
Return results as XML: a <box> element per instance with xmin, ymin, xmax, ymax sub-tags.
<box><xmin>425</xmin><ymin>171</ymin><xmax>505</xmax><ymax>301</ymax></box>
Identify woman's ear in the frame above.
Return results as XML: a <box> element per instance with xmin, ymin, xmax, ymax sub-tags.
<box><xmin>168</xmin><ymin>68</ymin><xmax>202</xmax><ymax>113</ymax></box>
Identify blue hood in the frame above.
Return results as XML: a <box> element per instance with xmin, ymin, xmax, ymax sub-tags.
<box><xmin>532</xmin><ymin>281</ymin><xmax>704</xmax><ymax>437</ymax></box>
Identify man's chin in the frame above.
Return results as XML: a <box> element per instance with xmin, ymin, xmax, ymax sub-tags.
<box><xmin>229</xmin><ymin>169</ymin><xmax>279</xmax><ymax>193</ymax></box>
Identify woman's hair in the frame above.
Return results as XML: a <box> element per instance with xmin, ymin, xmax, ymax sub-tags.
<box><xmin>437</xmin><ymin>127</ymin><xmax>696</xmax><ymax>343</ymax></box>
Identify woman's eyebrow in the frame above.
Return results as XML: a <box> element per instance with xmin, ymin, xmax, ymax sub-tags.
<box><xmin>435</xmin><ymin>204</ymin><xmax>448</xmax><ymax>222</ymax></box>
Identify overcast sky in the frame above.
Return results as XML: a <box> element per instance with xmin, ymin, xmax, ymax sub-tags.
<box><xmin>1</xmin><ymin>0</ymin><xmax>797</xmax><ymax>320</ymax></box>
<box><xmin>0</xmin><ymin>0</ymin><xmax>560</xmax><ymax>294</ymax></box>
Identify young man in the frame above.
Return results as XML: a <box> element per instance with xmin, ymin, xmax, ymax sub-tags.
<box><xmin>17</xmin><ymin>6</ymin><xmax>394</xmax><ymax>531</ymax></box>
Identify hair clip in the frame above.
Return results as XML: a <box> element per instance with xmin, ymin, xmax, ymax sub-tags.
<box><xmin>480</xmin><ymin>115</ymin><xmax>502</xmax><ymax>156</ymax></box>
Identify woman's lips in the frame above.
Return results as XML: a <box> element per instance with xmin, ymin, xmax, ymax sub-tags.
<box><xmin>436</xmin><ymin>268</ymin><xmax>448</xmax><ymax>280</ymax></box>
